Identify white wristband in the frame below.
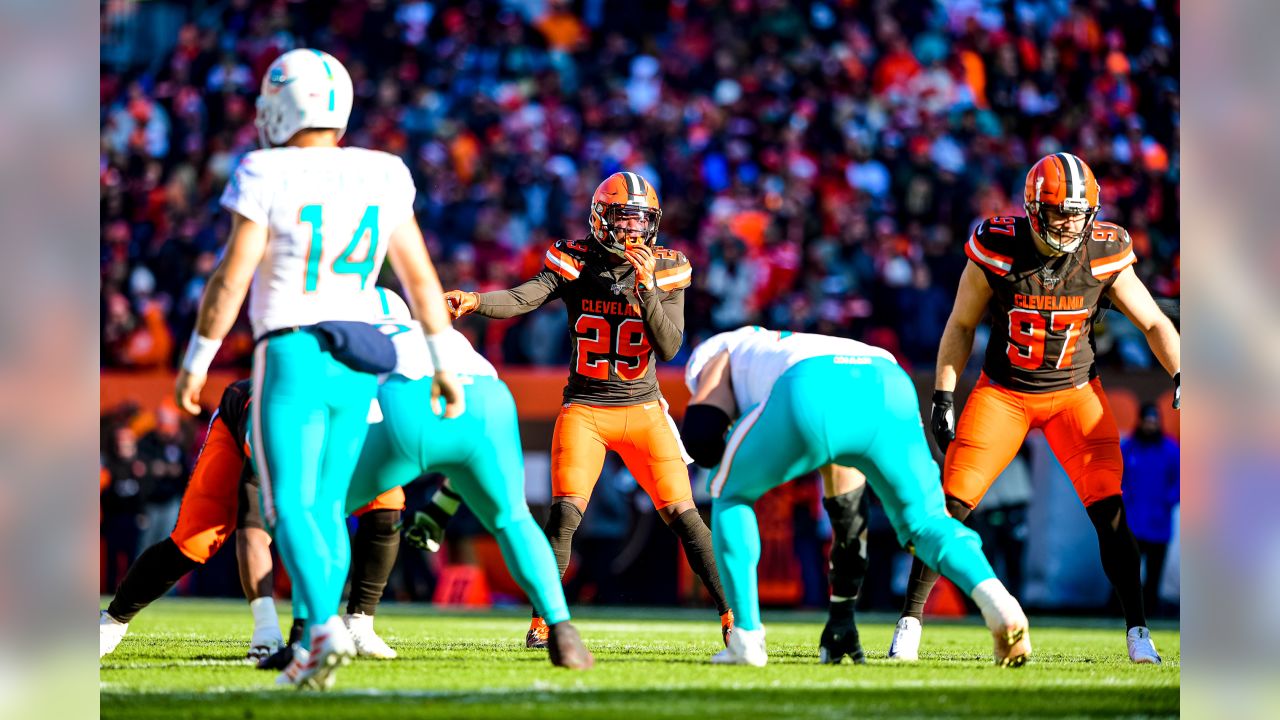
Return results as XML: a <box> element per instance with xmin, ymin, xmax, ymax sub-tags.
<box><xmin>425</xmin><ymin>332</ymin><xmax>449</xmax><ymax>373</ymax></box>
<box><xmin>182</xmin><ymin>332</ymin><xmax>222</xmax><ymax>374</ymax></box>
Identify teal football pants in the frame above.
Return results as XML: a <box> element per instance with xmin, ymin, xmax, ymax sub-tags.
<box><xmin>347</xmin><ymin>375</ymin><xmax>571</xmax><ymax>626</ymax></box>
<box><xmin>710</xmin><ymin>357</ymin><xmax>996</xmax><ymax>631</ymax></box>
<box><xmin>250</xmin><ymin>330</ymin><xmax>378</xmax><ymax>647</ymax></box>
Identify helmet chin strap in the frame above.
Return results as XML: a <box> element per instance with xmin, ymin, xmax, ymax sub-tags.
<box><xmin>1030</xmin><ymin>226</ymin><xmax>1076</xmax><ymax>257</ymax></box>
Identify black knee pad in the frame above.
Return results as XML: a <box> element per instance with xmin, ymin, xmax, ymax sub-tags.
<box><xmin>823</xmin><ymin>488</ymin><xmax>868</xmax><ymax>557</ymax></box>
<box><xmin>823</xmin><ymin>488</ymin><xmax>869</xmax><ymax>600</ymax></box>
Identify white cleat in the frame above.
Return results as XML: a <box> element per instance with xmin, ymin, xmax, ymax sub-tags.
<box><xmin>343</xmin><ymin>613</ymin><xmax>397</xmax><ymax>659</ymax></box>
<box><xmin>888</xmin><ymin>617</ymin><xmax>921</xmax><ymax>661</ymax></box>
<box><xmin>275</xmin><ymin>646</ymin><xmax>311</xmax><ymax>687</ymax></box>
<box><xmin>246</xmin><ymin>628</ymin><xmax>285</xmax><ymax>664</ymax></box>
<box><xmin>711</xmin><ymin>626</ymin><xmax>767</xmax><ymax>667</ymax></box>
<box><xmin>989</xmin><ymin>610</ymin><xmax>1032</xmax><ymax>668</ymax></box>
<box><xmin>99</xmin><ymin>610</ymin><xmax>129</xmax><ymax>659</ymax></box>
<box><xmin>1127</xmin><ymin>626</ymin><xmax>1162</xmax><ymax>664</ymax></box>
<box><xmin>971</xmin><ymin>579</ymin><xmax>1031</xmax><ymax>667</ymax></box>
<box><xmin>282</xmin><ymin>616</ymin><xmax>355</xmax><ymax>690</ymax></box>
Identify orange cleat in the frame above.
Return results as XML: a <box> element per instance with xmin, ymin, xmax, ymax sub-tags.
<box><xmin>721</xmin><ymin>610</ymin><xmax>735</xmax><ymax>647</ymax></box>
<box><xmin>526</xmin><ymin>616</ymin><xmax>550</xmax><ymax>649</ymax></box>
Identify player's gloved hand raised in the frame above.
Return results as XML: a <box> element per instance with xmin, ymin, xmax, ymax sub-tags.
<box><xmin>443</xmin><ymin>290</ymin><xmax>478</xmax><ymax>319</ymax></box>
<box><xmin>403</xmin><ymin>511</ymin><xmax>446</xmax><ymax>553</ymax></box>
<box><xmin>930</xmin><ymin>390</ymin><xmax>956</xmax><ymax>455</ymax></box>
<box><xmin>1172</xmin><ymin>371</ymin><xmax>1180</xmax><ymax>410</ymax></box>
<box><xmin>624</xmin><ymin>245</ymin><xmax>656</xmax><ymax>291</ymax></box>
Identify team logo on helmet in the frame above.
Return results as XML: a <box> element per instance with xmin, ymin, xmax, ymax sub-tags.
<box><xmin>588</xmin><ymin>171</ymin><xmax>663</xmax><ymax>258</ymax></box>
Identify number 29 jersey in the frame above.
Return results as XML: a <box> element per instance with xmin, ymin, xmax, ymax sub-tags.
<box><xmin>474</xmin><ymin>238</ymin><xmax>693</xmax><ymax>406</ymax></box>
<box><xmin>219</xmin><ymin>146</ymin><xmax>417</xmax><ymax>339</ymax></box>
<box><xmin>964</xmin><ymin>215</ymin><xmax>1137</xmax><ymax>393</ymax></box>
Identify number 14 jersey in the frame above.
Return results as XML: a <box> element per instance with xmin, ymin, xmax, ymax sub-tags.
<box><xmin>965</xmin><ymin>215</ymin><xmax>1136</xmax><ymax>393</ymax></box>
<box><xmin>220</xmin><ymin>146</ymin><xmax>417</xmax><ymax>339</ymax></box>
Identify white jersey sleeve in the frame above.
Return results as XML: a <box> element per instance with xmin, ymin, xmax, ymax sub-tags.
<box><xmin>220</xmin><ymin>152</ymin><xmax>273</xmax><ymax>225</ymax></box>
<box><xmin>220</xmin><ymin>147</ymin><xmax>419</xmax><ymax>338</ymax></box>
<box><xmin>365</xmin><ymin>287</ymin><xmax>497</xmax><ymax>380</ymax></box>
<box><xmin>728</xmin><ymin>331</ymin><xmax>898</xmax><ymax>410</ymax></box>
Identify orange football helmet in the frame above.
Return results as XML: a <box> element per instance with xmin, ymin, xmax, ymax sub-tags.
<box><xmin>589</xmin><ymin>171</ymin><xmax>662</xmax><ymax>258</ymax></box>
<box><xmin>1023</xmin><ymin>152</ymin><xmax>1101</xmax><ymax>254</ymax></box>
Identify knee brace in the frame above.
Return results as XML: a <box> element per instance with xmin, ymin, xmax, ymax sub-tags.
<box><xmin>823</xmin><ymin>487</ymin><xmax>869</xmax><ymax>600</ymax></box>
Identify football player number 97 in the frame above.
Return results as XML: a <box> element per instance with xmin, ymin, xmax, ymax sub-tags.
<box><xmin>574</xmin><ymin>315</ymin><xmax>651</xmax><ymax>380</ymax></box>
<box><xmin>1006</xmin><ymin>308</ymin><xmax>1091</xmax><ymax>370</ymax></box>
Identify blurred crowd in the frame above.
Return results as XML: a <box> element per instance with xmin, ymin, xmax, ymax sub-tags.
<box><xmin>100</xmin><ymin>0</ymin><xmax>1180</xmax><ymax>608</ymax></box>
<box><xmin>101</xmin><ymin>0</ymin><xmax>1179</xmax><ymax>372</ymax></box>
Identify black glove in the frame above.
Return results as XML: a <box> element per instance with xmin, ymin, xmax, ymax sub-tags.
<box><xmin>930</xmin><ymin>390</ymin><xmax>956</xmax><ymax>455</ymax></box>
<box><xmin>1172</xmin><ymin>372</ymin><xmax>1180</xmax><ymax>410</ymax></box>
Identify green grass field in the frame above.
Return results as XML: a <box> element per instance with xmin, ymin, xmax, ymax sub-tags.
<box><xmin>100</xmin><ymin>598</ymin><xmax>1178</xmax><ymax>719</ymax></box>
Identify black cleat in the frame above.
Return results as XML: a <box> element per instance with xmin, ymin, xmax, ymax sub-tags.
<box><xmin>547</xmin><ymin>622</ymin><xmax>594</xmax><ymax>669</ymax></box>
<box><xmin>257</xmin><ymin>642</ymin><xmax>297</xmax><ymax>671</ymax></box>
<box><xmin>819</xmin><ymin>619</ymin><xmax>866</xmax><ymax>665</ymax></box>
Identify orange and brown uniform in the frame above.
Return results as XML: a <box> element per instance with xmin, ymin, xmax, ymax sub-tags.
<box><xmin>473</xmin><ymin>238</ymin><xmax>695</xmax><ymax>508</ymax></box>
<box><xmin>169</xmin><ymin>380</ymin><xmax>404</xmax><ymax>563</ymax></box>
<box><xmin>948</xmin><ymin>215</ymin><xmax>1136</xmax><ymax>509</ymax></box>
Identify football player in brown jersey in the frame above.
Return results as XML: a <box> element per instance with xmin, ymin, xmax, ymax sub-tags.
<box><xmin>445</xmin><ymin>171</ymin><xmax>734</xmax><ymax>648</ymax></box>
<box><xmin>100</xmin><ymin>380</ymin><xmax>407</xmax><ymax>663</ymax></box>
<box><xmin>889</xmin><ymin>153</ymin><xmax>1180</xmax><ymax>664</ymax></box>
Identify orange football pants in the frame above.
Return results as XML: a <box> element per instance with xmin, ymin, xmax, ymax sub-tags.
<box><xmin>944</xmin><ymin>374</ymin><xmax>1123</xmax><ymax>509</ymax></box>
<box><xmin>170</xmin><ymin>414</ymin><xmax>405</xmax><ymax>563</ymax></box>
<box><xmin>551</xmin><ymin>401</ymin><xmax>692</xmax><ymax>510</ymax></box>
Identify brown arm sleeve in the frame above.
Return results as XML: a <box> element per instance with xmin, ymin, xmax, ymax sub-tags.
<box><xmin>474</xmin><ymin>269</ymin><xmax>566</xmax><ymax>319</ymax></box>
<box><xmin>638</xmin><ymin>287</ymin><xmax>685</xmax><ymax>361</ymax></box>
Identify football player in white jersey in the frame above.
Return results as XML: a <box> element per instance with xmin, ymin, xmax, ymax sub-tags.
<box><xmin>264</xmin><ymin>288</ymin><xmax>593</xmax><ymax>673</ymax></box>
<box><xmin>683</xmin><ymin>327</ymin><xmax>1030</xmax><ymax>667</ymax></box>
<box><xmin>174</xmin><ymin>49</ymin><xmax>463</xmax><ymax>690</ymax></box>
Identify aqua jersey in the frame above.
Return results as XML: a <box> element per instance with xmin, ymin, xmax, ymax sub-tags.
<box><xmin>706</xmin><ymin>348</ymin><xmax>998</xmax><ymax>632</ymax></box>
<box><xmin>724</xmin><ymin>330</ymin><xmax>897</xmax><ymax>412</ymax></box>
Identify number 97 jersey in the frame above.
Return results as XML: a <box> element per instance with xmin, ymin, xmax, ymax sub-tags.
<box><xmin>219</xmin><ymin>146</ymin><xmax>417</xmax><ymax>339</ymax></box>
<box><xmin>965</xmin><ymin>215</ymin><xmax>1136</xmax><ymax>393</ymax></box>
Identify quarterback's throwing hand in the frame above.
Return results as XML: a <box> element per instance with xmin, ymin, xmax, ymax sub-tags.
<box><xmin>175</xmin><ymin>369</ymin><xmax>206</xmax><ymax>416</ymax></box>
<box><xmin>930</xmin><ymin>390</ymin><xmax>956</xmax><ymax>455</ymax></box>
<box><xmin>443</xmin><ymin>290</ymin><xmax>478</xmax><ymax>319</ymax></box>
<box><xmin>432</xmin><ymin>370</ymin><xmax>466</xmax><ymax>418</ymax></box>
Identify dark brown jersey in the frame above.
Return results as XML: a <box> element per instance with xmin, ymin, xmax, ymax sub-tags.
<box><xmin>216</xmin><ymin>378</ymin><xmax>254</xmax><ymax>452</ymax></box>
<box><xmin>965</xmin><ymin>215</ymin><xmax>1136</xmax><ymax>393</ymax></box>
<box><xmin>474</xmin><ymin>238</ymin><xmax>691</xmax><ymax>406</ymax></box>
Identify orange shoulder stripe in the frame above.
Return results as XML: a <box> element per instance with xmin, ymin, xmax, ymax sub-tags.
<box><xmin>965</xmin><ymin>233</ymin><xmax>1012</xmax><ymax>276</ymax></box>
<box><xmin>655</xmin><ymin>262</ymin><xmax>692</xmax><ymax>289</ymax></box>
<box><xmin>544</xmin><ymin>246</ymin><xmax>582</xmax><ymax>280</ymax></box>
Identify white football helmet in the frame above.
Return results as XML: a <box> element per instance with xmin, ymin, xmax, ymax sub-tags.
<box><xmin>255</xmin><ymin>49</ymin><xmax>354</xmax><ymax>147</ymax></box>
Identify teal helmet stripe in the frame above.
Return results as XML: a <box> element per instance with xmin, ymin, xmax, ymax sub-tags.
<box><xmin>309</xmin><ymin>49</ymin><xmax>336</xmax><ymax>110</ymax></box>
